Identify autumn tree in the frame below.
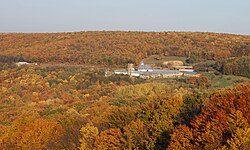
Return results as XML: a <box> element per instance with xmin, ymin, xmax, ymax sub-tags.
<box><xmin>94</xmin><ymin>128</ymin><xmax>125</xmax><ymax>149</ymax></box>
<box><xmin>79</xmin><ymin>123</ymin><xmax>99</xmax><ymax>150</ymax></box>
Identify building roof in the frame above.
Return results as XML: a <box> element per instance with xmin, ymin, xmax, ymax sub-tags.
<box><xmin>184</xmin><ymin>71</ymin><xmax>197</xmax><ymax>75</ymax></box>
<box><xmin>151</xmin><ymin>70</ymin><xmax>180</xmax><ymax>74</ymax></box>
<box><xmin>139</xmin><ymin>70</ymin><xmax>181</xmax><ymax>75</ymax></box>
<box><xmin>138</xmin><ymin>64</ymin><xmax>152</xmax><ymax>70</ymax></box>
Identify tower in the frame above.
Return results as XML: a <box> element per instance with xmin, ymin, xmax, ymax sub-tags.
<box><xmin>128</xmin><ymin>63</ymin><xmax>134</xmax><ymax>76</ymax></box>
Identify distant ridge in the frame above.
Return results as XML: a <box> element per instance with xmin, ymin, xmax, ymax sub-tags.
<box><xmin>0</xmin><ymin>31</ymin><xmax>249</xmax><ymax>66</ymax></box>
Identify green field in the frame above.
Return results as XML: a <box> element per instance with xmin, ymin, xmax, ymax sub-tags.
<box><xmin>202</xmin><ymin>72</ymin><xmax>250</xmax><ymax>89</ymax></box>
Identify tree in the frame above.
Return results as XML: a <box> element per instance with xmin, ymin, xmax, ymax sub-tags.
<box><xmin>123</xmin><ymin>119</ymin><xmax>154</xmax><ymax>150</ymax></box>
<box><xmin>79</xmin><ymin>123</ymin><xmax>99</xmax><ymax>150</ymax></box>
<box><xmin>94</xmin><ymin>128</ymin><xmax>125</xmax><ymax>149</ymax></box>
<box><xmin>168</xmin><ymin>125</ymin><xmax>193</xmax><ymax>150</ymax></box>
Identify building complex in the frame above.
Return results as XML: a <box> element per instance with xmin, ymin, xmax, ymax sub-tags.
<box><xmin>106</xmin><ymin>62</ymin><xmax>199</xmax><ymax>79</ymax></box>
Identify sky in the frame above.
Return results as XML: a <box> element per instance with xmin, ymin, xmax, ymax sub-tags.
<box><xmin>0</xmin><ymin>0</ymin><xmax>250</xmax><ymax>35</ymax></box>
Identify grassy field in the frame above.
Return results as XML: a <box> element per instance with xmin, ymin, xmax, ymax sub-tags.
<box><xmin>202</xmin><ymin>72</ymin><xmax>250</xmax><ymax>89</ymax></box>
<box><xmin>142</xmin><ymin>55</ymin><xmax>250</xmax><ymax>90</ymax></box>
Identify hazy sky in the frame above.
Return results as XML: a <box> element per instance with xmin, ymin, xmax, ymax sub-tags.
<box><xmin>0</xmin><ymin>0</ymin><xmax>250</xmax><ymax>34</ymax></box>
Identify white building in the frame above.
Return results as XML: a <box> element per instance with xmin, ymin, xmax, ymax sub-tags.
<box><xmin>15</xmin><ymin>62</ymin><xmax>38</xmax><ymax>67</ymax></box>
<box><xmin>114</xmin><ymin>69</ymin><xmax>128</xmax><ymax>75</ymax></box>
<box><xmin>130</xmin><ymin>71</ymin><xmax>140</xmax><ymax>77</ymax></box>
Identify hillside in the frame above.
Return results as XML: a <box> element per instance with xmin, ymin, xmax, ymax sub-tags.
<box><xmin>0</xmin><ymin>65</ymin><xmax>249</xmax><ymax>149</ymax></box>
<box><xmin>0</xmin><ymin>31</ymin><xmax>249</xmax><ymax>66</ymax></box>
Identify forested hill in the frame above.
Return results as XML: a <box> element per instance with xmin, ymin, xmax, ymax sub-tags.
<box><xmin>0</xmin><ymin>32</ymin><xmax>250</xmax><ymax>149</ymax></box>
<box><xmin>0</xmin><ymin>31</ymin><xmax>249</xmax><ymax>66</ymax></box>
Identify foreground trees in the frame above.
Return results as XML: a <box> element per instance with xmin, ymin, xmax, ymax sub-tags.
<box><xmin>0</xmin><ymin>65</ymin><xmax>249</xmax><ymax>149</ymax></box>
<box><xmin>168</xmin><ymin>83</ymin><xmax>250</xmax><ymax>149</ymax></box>
<box><xmin>78</xmin><ymin>84</ymin><xmax>250</xmax><ymax>150</ymax></box>
<box><xmin>0</xmin><ymin>117</ymin><xmax>64</xmax><ymax>149</ymax></box>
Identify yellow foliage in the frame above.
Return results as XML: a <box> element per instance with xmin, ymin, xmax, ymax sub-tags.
<box><xmin>0</xmin><ymin>118</ymin><xmax>64</xmax><ymax>149</ymax></box>
<box><xmin>79</xmin><ymin>123</ymin><xmax>99</xmax><ymax>150</ymax></box>
<box><xmin>227</xmin><ymin>128</ymin><xmax>250</xmax><ymax>150</ymax></box>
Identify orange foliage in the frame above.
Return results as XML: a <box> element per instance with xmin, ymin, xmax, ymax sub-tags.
<box><xmin>1</xmin><ymin>32</ymin><xmax>249</xmax><ymax>66</ymax></box>
<box><xmin>168</xmin><ymin>83</ymin><xmax>250</xmax><ymax>149</ymax></box>
<box><xmin>0</xmin><ymin>117</ymin><xmax>64</xmax><ymax>149</ymax></box>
